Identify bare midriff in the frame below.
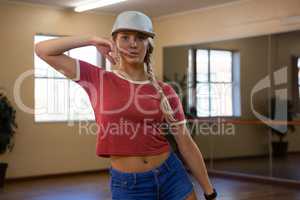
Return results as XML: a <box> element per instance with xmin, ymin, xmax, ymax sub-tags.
<box><xmin>110</xmin><ymin>150</ymin><xmax>171</xmax><ymax>173</ymax></box>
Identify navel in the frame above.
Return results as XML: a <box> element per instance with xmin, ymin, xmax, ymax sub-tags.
<box><xmin>142</xmin><ymin>157</ymin><xmax>148</xmax><ymax>164</ymax></box>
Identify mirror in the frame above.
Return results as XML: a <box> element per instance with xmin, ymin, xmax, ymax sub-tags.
<box><xmin>163</xmin><ymin>29</ymin><xmax>300</xmax><ymax>182</ymax></box>
<box><xmin>269</xmin><ymin>31</ymin><xmax>300</xmax><ymax>181</ymax></box>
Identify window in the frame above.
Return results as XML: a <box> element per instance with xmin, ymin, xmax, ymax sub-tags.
<box><xmin>34</xmin><ymin>34</ymin><xmax>102</xmax><ymax>122</ymax></box>
<box><xmin>105</xmin><ymin>58</ymin><xmax>113</xmax><ymax>71</ymax></box>
<box><xmin>187</xmin><ymin>49</ymin><xmax>241</xmax><ymax>117</ymax></box>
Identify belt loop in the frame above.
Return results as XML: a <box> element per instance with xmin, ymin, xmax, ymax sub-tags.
<box><xmin>133</xmin><ymin>173</ymin><xmax>136</xmax><ymax>184</ymax></box>
<box><xmin>163</xmin><ymin>151</ymin><xmax>172</xmax><ymax>172</ymax></box>
<box><xmin>164</xmin><ymin>161</ymin><xmax>171</xmax><ymax>171</ymax></box>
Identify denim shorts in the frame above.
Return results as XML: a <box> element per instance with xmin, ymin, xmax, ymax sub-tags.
<box><xmin>108</xmin><ymin>150</ymin><xmax>194</xmax><ymax>200</ymax></box>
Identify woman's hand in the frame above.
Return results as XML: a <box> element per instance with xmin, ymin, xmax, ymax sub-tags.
<box><xmin>90</xmin><ymin>36</ymin><xmax>118</xmax><ymax>65</ymax></box>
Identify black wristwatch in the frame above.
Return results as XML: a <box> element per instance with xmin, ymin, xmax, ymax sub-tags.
<box><xmin>204</xmin><ymin>188</ymin><xmax>217</xmax><ymax>200</ymax></box>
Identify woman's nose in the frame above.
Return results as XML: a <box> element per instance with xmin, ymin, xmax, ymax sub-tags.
<box><xmin>129</xmin><ymin>37</ymin><xmax>137</xmax><ymax>47</ymax></box>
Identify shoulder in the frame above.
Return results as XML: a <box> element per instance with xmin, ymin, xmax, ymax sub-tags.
<box><xmin>77</xmin><ymin>59</ymin><xmax>105</xmax><ymax>72</ymax></box>
<box><xmin>157</xmin><ymin>80</ymin><xmax>170</xmax><ymax>88</ymax></box>
<box><xmin>157</xmin><ymin>80</ymin><xmax>176</xmax><ymax>94</ymax></box>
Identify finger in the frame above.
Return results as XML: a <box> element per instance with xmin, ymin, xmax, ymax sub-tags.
<box><xmin>108</xmin><ymin>41</ymin><xmax>114</xmax><ymax>52</ymax></box>
<box><xmin>106</xmin><ymin>54</ymin><xmax>116</xmax><ymax>65</ymax></box>
<box><xmin>110</xmin><ymin>45</ymin><xmax>119</xmax><ymax>62</ymax></box>
<box><xmin>106</xmin><ymin>38</ymin><xmax>115</xmax><ymax>52</ymax></box>
<box><xmin>118</xmin><ymin>47</ymin><xmax>132</xmax><ymax>56</ymax></box>
<box><xmin>111</xmin><ymin>50</ymin><xmax>119</xmax><ymax>62</ymax></box>
<box><xmin>98</xmin><ymin>38</ymin><xmax>113</xmax><ymax>52</ymax></box>
<box><xmin>110</xmin><ymin>40</ymin><xmax>117</xmax><ymax>55</ymax></box>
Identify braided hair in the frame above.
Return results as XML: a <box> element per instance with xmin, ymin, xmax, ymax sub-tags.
<box><xmin>112</xmin><ymin>33</ymin><xmax>178</xmax><ymax>125</ymax></box>
<box><xmin>143</xmin><ymin>38</ymin><xmax>178</xmax><ymax>124</ymax></box>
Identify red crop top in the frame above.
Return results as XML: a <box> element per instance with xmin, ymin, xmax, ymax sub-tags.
<box><xmin>72</xmin><ymin>59</ymin><xmax>186</xmax><ymax>158</ymax></box>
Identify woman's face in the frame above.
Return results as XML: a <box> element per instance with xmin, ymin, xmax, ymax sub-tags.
<box><xmin>114</xmin><ymin>31</ymin><xmax>149</xmax><ymax>65</ymax></box>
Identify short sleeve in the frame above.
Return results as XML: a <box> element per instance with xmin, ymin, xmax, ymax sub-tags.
<box><xmin>162</xmin><ymin>83</ymin><xmax>187</xmax><ymax>126</ymax></box>
<box><xmin>72</xmin><ymin>59</ymin><xmax>104</xmax><ymax>108</ymax></box>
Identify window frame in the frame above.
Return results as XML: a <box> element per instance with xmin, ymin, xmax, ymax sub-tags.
<box><xmin>187</xmin><ymin>48</ymin><xmax>241</xmax><ymax>118</ymax></box>
<box><xmin>298</xmin><ymin>57</ymin><xmax>300</xmax><ymax>95</ymax></box>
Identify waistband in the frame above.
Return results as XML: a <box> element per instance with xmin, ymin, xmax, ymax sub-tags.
<box><xmin>109</xmin><ymin>150</ymin><xmax>178</xmax><ymax>178</ymax></box>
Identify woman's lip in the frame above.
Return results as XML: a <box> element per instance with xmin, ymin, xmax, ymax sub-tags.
<box><xmin>118</xmin><ymin>48</ymin><xmax>139</xmax><ymax>57</ymax></box>
<box><xmin>128</xmin><ymin>51</ymin><xmax>139</xmax><ymax>55</ymax></box>
<box><xmin>126</xmin><ymin>51</ymin><xmax>139</xmax><ymax>57</ymax></box>
<box><xmin>127</xmin><ymin>54</ymin><xmax>139</xmax><ymax>58</ymax></box>
<box><xmin>125</xmin><ymin>49</ymin><xmax>139</xmax><ymax>54</ymax></box>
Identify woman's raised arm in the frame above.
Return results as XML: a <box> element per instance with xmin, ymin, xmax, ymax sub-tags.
<box><xmin>34</xmin><ymin>35</ymin><xmax>116</xmax><ymax>80</ymax></box>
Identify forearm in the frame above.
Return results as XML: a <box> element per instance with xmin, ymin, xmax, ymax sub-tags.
<box><xmin>177</xmin><ymin>133</ymin><xmax>214</xmax><ymax>194</ymax></box>
<box><xmin>35</xmin><ymin>35</ymin><xmax>94</xmax><ymax>56</ymax></box>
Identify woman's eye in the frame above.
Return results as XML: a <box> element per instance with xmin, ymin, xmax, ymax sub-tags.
<box><xmin>121</xmin><ymin>36</ymin><xmax>129</xmax><ymax>40</ymax></box>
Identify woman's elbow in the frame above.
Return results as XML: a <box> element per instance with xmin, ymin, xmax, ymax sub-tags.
<box><xmin>35</xmin><ymin>42</ymin><xmax>46</xmax><ymax>58</ymax></box>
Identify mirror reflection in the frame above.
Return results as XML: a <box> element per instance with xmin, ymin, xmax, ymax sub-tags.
<box><xmin>163</xmin><ymin>30</ymin><xmax>300</xmax><ymax>182</ymax></box>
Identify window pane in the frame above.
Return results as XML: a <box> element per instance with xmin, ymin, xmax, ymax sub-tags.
<box><xmin>298</xmin><ymin>58</ymin><xmax>300</xmax><ymax>85</ymax></box>
<box><xmin>34</xmin><ymin>35</ymin><xmax>66</xmax><ymax>78</ymax></box>
<box><xmin>34</xmin><ymin>78</ymin><xmax>69</xmax><ymax>122</ymax></box>
<box><xmin>298</xmin><ymin>70</ymin><xmax>300</xmax><ymax>85</ymax></box>
<box><xmin>196</xmin><ymin>83</ymin><xmax>209</xmax><ymax>117</ymax></box>
<box><xmin>196</xmin><ymin>49</ymin><xmax>208</xmax><ymax>82</ymax></box>
<box><xmin>34</xmin><ymin>53</ymin><xmax>67</xmax><ymax>78</ymax></box>
<box><xmin>105</xmin><ymin>58</ymin><xmax>112</xmax><ymax>71</ymax></box>
<box><xmin>210</xmin><ymin>83</ymin><xmax>233</xmax><ymax>116</ymax></box>
<box><xmin>69</xmin><ymin>81</ymin><xmax>95</xmax><ymax>121</ymax></box>
<box><xmin>69</xmin><ymin>46</ymin><xmax>99</xmax><ymax>65</ymax></box>
<box><xmin>210</xmin><ymin>50</ymin><xmax>232</xmax><ymax>82</ymax></box>
<box><xmin>187</xmin><ymin>49</ymin><xmax>194</xmax><ymax>109</ymax></box>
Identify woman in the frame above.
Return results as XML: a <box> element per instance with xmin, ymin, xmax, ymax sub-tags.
<box><xmin>35</xmin><ymin>11</ymin><xmax>217</xmax><ymax>200</ymax></box>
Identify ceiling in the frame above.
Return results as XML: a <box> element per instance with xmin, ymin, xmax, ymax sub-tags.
<box><xmin>7</xmin><ymin>0</ymin><xmax>241</xmax><ymax>18</ymax></box>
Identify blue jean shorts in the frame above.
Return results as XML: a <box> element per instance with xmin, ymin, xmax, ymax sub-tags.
<box><xmin>108</xmin><ymin>150</ymin><xmax>194</xmax><ymax>200</ymax></box>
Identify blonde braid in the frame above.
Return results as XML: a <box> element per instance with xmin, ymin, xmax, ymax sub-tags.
<box><xmin>112</xmin><ymin>34</ymin><xmax>178</xmax><ymax>125</ymax></box>
<box><xmin>144</xmin><ymin>38</ymin><xmax>177</xmax><ymax>124</ymax></box>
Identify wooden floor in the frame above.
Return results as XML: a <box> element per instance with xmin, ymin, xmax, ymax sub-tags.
<box><xmin>213</xmin><ymin>153</ymin><xmax>300</xmax><ymax>181</ymax></box>
<box><xmin>1</xmin><ymin>171</ymin><xmax>300</xmax><ymax>200</ymax></box>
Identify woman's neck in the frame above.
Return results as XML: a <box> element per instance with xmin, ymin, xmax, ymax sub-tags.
<box><xmin>117</xmin><ymin>61</ymin><xmax>147</xmax><ymax>81</ymax></box>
